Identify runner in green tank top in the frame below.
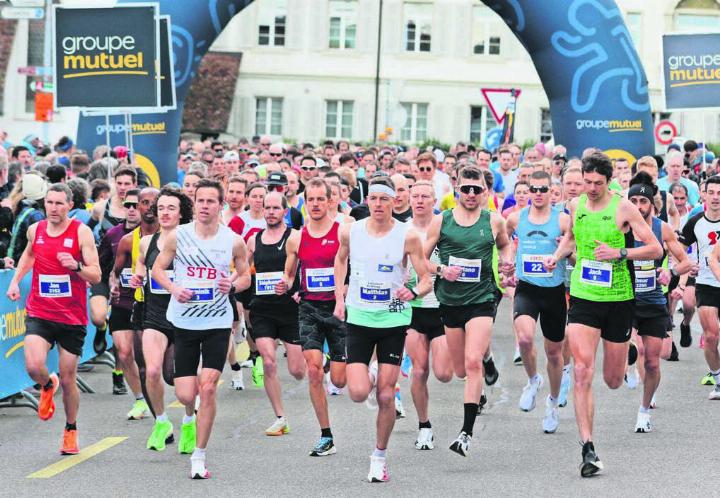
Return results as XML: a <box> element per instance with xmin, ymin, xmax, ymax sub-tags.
<box><xmin>544</xmin><ymin>153</ymin><xmax>663</xmax><ymax>478</ymax></box>
<box><xmin>425</xmin><ymin>166</ymin><xmax>514</xmax><ymax>457</ymax></box>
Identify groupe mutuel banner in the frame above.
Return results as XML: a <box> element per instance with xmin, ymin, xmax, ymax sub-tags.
<box><xmin>53</xmin><ymin>4</ymin><xmax>160</xmax><ymax>109</ymax></box>
<box><xmin>663</xmin><ymin>33</ymin><xmax>720</xmax><ymax>111</ymax></box>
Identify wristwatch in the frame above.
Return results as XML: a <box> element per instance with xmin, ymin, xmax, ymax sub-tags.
<box><xmin>436</xmin><ymin>264</ymin><xmax>445</xmax><ymax>279</ymax></box>
<box><xmin>618</xmin><ymin>248</ymin><xmax>628</xmax><ymax>261</ymax></box>
<box><xmin>409</xmin><ymin>287</ymin><xmax>419</xmax><ymax>298</ymax></box>
<box><xmin>74</xmin><ymin>260</ymin><xmax>83</xmax><ymax>272</ymax></box>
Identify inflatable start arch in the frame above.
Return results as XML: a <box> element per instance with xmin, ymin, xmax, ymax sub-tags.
<box><xmin>76</xmin><ymin>0</ymin><xmax>654</xmax><ymax>186</ymax></box>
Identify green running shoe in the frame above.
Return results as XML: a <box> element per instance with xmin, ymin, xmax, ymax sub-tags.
<box><xmin>701</xmin><ymin>372</ymin><xmax>717</xmax><ymax>386</ymax></box>
<box><xmin>127</xmin><ymin>399</ymin><xmax>151</xmax><ymax>420</ymax></box>
<box><xmin>252</xmin><ymin>356</ymin><xmax>264</xmax><ymax>387</ymax></box>
<box><xmin>147</xmin><ymin>419</ymin><xmax>173</xmax><ymax>451</ymax></box>
<box><xmin>179</xmin><ymin>419</ymin><xmax>197</xmax><ymax>454</ymax></box>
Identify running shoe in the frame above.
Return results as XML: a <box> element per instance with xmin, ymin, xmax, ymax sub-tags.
<box><xmin>265</xmin><ymin>417</ymin><xmax>290</xmax><ymax>436</ymax></box>
<box><xmin>415</xmin><ymin>427</ymin><xmax>434</xmax><ymax>450</ymax></box>
<box><xmin>635</xmin><ymin>410</ymin><xmax>652</xmax><ymax>433</ymax></box>
<box><xmin>483</xmin><ymin>356</ymin><xmax>499</xmax><ymax>386</ymax></box>
<box><xmin>519</xmin><ymin>375</ymin><xmax>543</xmax><ymax>412</ymax></box>
<box><xmin>147</xmin><ymin>419</ymin><xmax>174</xmax><ymax>451</ymax></box>
<box><xmin>667</xmin><ymin>341</ymin><xmax>679</xmax><ymax>361</ymax></box>
<box><xmin>38</xmin><ymin>373</ymin><xmax>59</xmax><ymax>421</ymax></box>
<box><xmin>309</xmin><ymin>437</ymin><xmax>336</xmax><ymax>456</ymax></box>
<box><xmin>680</xmin><ymin>322</ymin><xmax>692</xmax><ymax>347</ymax></box>
<box><xmin>239</xmin><ymin>359</ymin><xmax>254</xmax><ymax>368</ymax></box>
<box><xmin>231</xmin><ymin>369</ymin><xmax>245</xmax><ymax>390</ymax></box>
<box><xmin>93</xmin><ymin>322</ymin><xmax>107</xmax><ymax>354</ymax></box>
<box><xmin>367</xmin><ymin>455</ymin><xmax>389</xmax><ymax>482</ymax></box>
<box><xmin>542</xmin><ymin>396</ymin><xmax>559</xmax><ymax>434</ymax></box>
<box><xmin>477</xmin><ymin>393</ymin><xmax>488</xmax><ymax>415</ymax></box>
<box><xmin>650</xmin><ymin>394</ymin><xmax>657</xmax><ymax>409</ymax></box>
<box><xmin>558</xmin><ymin>370</ymin><xmax>571</xmax><ymax>408</ymax></box>
<box><xmin>701</xmin><ymin>372</ymin><xmax>716</xmax><ymax>386</ymax></box>
<box><xmin>112</xmin><ymin>371</ymin><xmax>127</xmax><ymax>395</ymax></box>
<box><xmin>400</xmin><ymin>353</ymin><xmax>412</xmax><ymax>378</ymax></box>
<box><xmin>625</xmin><ymin>367</ymin><xmax>639</xmax><ymax>390</ymax></box>
<box><xmin>190</xmin><ymin>457</ymin><xmax>210</xmax><ymax>479</ymax></box>
<box><xmin>252</xmin><ymin>357</ymin><xmax>264</xmax><ymax>387</ymax></box>
<box><xmin>709</xmin><ymin>385</ymin><xmax>720</xmax><ymax>400</ymax></box>
<box><xmin>60</xmin><ymin>428</ymin><xmax>79</xmax><ymax>455</ymax></box>
<box><xmin>513</xmin><ymin>347</ymin><xmax>523</xmax><ymax>365</ymax></box>
<box><xmin>127</xmin><ymin>399</ymin><xmax>150</xmax><ymax>420</ymax></box>
<box><xmin>325</xmin><ymin>372</ymin><xmax>344</xmax><ymax>395</ymax></box>
<box><xmin>323</xmin><ymin>353</ymin><xmax>331</xmax><ymax>374</ymax></box>
<box><xmin>449</xmin><ymin>431</ymin><xmax>471</xmax><ymax>457</ymax></box>
<box><xmin>395</xmin><ymin>387</ymin><xmax>406</xmax><ymax>419</ymax></box>
<box><xmin>179</xmin><ymin>419</ymin><xmax>196</xmax><ymax>454</ymax></box>
<box><xmin>580</xmin><ymin>441</ymin><xmax>603</xmax><ymax>477</ymax></box>
<box><xmin>194</xmin><ymin>395</ymin><xmax>200</xmax><ymax>412</ymax></box>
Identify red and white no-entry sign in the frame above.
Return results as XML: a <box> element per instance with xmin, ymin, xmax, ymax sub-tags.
<box><xmin>654</xmin><ymin>120</ymin><xmax>677</xmax><ymax>145</ymax></box>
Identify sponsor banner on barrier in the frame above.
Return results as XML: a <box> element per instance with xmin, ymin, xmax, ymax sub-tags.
<box><xmin>0</xmin><ymin>270</ymin><xmax>111</xmax><ymax>400</ymax></box>
<box><xmin>663</xmin><ymin>33</ymin><xmax>720</xmax><ymax>111</ymax></box>
<box><xmin>53</xmin><ymin>4</ymin><xmax>160</xmax><ymax>109</ymax></box>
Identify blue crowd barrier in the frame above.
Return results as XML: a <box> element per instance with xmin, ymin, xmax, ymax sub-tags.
<box><xmin>0</xmin><ymin>269</ymin><xmax>113</xmax><ymax>400</ymax></box>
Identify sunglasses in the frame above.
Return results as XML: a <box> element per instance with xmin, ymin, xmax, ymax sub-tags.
<box><xmin>123</xmin><ymin>202</ymin><xmax>138</xmax><ymax>209</ymax></box>
<box><xmin>268</xmin><ymin>184</ymin><xmax>285</xmax><ymax>192</ymax></box>
<box><xmin>459</xmin><ymin>184</ymin><xmax>485</xmax><ymax>195</ymax></box>
<box><xmin>529</xmin><ymin>185</ymin><xmax>550</xmax><ymax>193</ymax></box>
<box><xmin>683</xmin><ymin>170</ymin><xmax>690</xmax><ymax>175</ymax></box>
<box><xmin>269</xmin><ymin>152</ymin><xmax>283</xmax><ymax>157</ymax></box>
<box><xmin>418</xmin><ymin>166</ymin><xmax>433</xmax><ymax>173</ymax></box>
<box><xmin>301</xmin><ymin>166</ymin><xmax>317</xmax><ymax>171</ymax></box>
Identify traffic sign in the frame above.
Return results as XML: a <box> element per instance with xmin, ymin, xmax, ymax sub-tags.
<box><xmin>28</xmin><ymin>80</ymin><xmax>54</xmax><ymax>92</ymax></box>
<box><xmin>17</xmin><ymin>66</ymin><xmax>51</xmax><ymax>77</ymax></box>
<box><xmin>481</xmin><ymin>88</ymin><xmax>522</xmax><ymax>124</ymax></box>
<box><xmin>654</xmin><ymin>120</ymin><xmax>677</xmax><ymax>145</ymax></box>
<box><xmin>35</xmin><ymin>91</ymin><xmax>53</xmax><ymax>122</ymax></box>
<box><xmin>1</xmin><ymin>6</ymin><xmax>44</xmax><ymax>19</ymax></box>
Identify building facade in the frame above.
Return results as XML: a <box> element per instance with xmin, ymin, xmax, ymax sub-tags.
<box><xmin>0</xmin><ymin>0</ymin><xmax>718</xmax><ymax>149</ymax></box>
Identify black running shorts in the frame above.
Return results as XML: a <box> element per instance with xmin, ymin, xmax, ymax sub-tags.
<box><xmin>173</xmin><ymin>327</ymin><xmax>231</xmax><ymax>378</ymax></box>
<box><xmin>695</xmin><ymin>284</ymin><xmax>720</xmax><ymax>309</ymax></box>
<box><xmin>109</xmin><ymin>306</ymin><xmax>133</xmax><ymax>333</ymax></box>
<box><xmin>298</xmin><ymin>300</ymin><xmax>346</xmax><ymax>362</ymax></box>
<box><xmin>632</xmin><ymin>304</ymin><xmax>670</xmax><ymax>339</ymax></box>
<box><xmin>26</xmin><ymin>316</ymin><xmax>87</xmax><ymax>357</ymax></box>
<box><xmin>567</xmin><ymin>297</ymin><xmax>634</xmax><ymax>343</ymax></box>
<box><xmin>249</xmin><ymin>308</ymin><xmax>301</xmax><ymax>345</ymax></box>
<box><xmin>408</xmin><ymin>307</ymin><xmax>444</xmax><ymax>341</ymax></box>
<box><xmin>513</xmin><ymin>281</ymin><xmax>567</xmax><ymax>343</ymax></box>
<box><xmin>346</xmin><ymin>323</ymin><xmax>407</xmax><ymax>366</ymax></box>
<box><xmin>90</xmin><ymin>282</ymin><xmax>110</xmax><ymax>299</ymax></box>
<box><xmin>439</xmin><ymin>301</ymin><xmax>496</xmax><ymax>329</ymax></box>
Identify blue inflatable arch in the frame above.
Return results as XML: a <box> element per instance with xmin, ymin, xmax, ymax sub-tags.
<box><xmin>76</xmin><ymin>0</ymin><xmax>654</xmax><ymax>185</ymax></box>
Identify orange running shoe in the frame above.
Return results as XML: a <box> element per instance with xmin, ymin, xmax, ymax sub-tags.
<box><xmin>61</xmin><ymin>428</ymin><xmax>79</xmax><ymax>455</ymax></box>
<box><xmin>38</xmin><ymin>373</ymin><xmax>59</xmax><ymax>421</ymax></box>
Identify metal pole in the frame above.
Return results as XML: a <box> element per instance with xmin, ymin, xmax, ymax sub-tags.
<box><xmin>105</xmin><ymin>113</ymin><xmax>111</xmax><ymax>181</ymax></box>
<box><xmin>127</xmin><ymin>114</ymin><xmax>134</xmax><ymax>163</ymax></box>
<box><xmin>372</xmin><ymin>0</ymin><xmax>383</xmax><ymax>142</ymax></box>
<box><xmin>41</xmin><ymin>0</ymin><xmax>52</xmax><ymax>144</ymax></box>
<box><xmin>124</xmin><ymin>114</ymin><xmax>130</xmax><ymax>155</ymax></box>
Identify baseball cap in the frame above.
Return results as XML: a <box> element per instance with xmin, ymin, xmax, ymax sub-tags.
<box><xmin>224</xmin><ymin>151</ymin><xmax>239</xmax><ymax>161</ymax></box>
<box><xmin>553</xmin><ymin>154</ymin><xmax>567</xmax><ymax>162</ymax></box>
<box><xmin>245</xmin><ymin>157</ymin><xmax>260</xmax><ymax>168</ymax></box>
<box><xmin>114</xmin><ymin>145</ymin><xmax>128</xmax><ymax>159</ymax></box>
<box><xmin>266</xmin><ymin>172</ymin><xmax>288</xmax><ymax>186</ymax></box>
<box><xmin>23</xmin><ymin>174</ymin><xmax>48</xmax><ymax>201</ymax></box>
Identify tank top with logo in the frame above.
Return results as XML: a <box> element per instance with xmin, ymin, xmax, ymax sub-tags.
<box><xmin>143</xmin><ymin>231</ymin><xmax>175</xmax><ymax>329</ymax></box>
<box><xmin>633</xmin><ymin>217</ymin><xmax>666</xmax><ymax>306</ymax></box>
<box><xmin>251</xmin><ymin>227</ymin><xmax>297</xmax><ymax>312</ymax></box>
<box><xmin>298</xmin><ymin>222</ymin><xmax>340</xmax><ymax>302</ymax></box>
<box><xmin>515</xmin><ymin>207</ymin><xmax>565</xmax><ymax>287</ymax></box>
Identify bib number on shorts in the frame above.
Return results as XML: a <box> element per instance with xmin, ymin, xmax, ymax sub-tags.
<box><xmin>150</xmin><ymin>270</ymin><xmax>174</xmax><ymax>295</ymax></box>
<box><xmin>119</xmin><ymin>268</ymin><xmax>133</xmax><ymax>288</ymax></box>
<box><xmin>448</xmin><ymin>256</ymin><xmax>481</xmax><ymax>282</ymax></box>
<box><xmin>39</xmin><ymin>274</ymin><xmax>71</xmax><ymax>298</ymax></box>
<box><xmin>256</xmin><ymin>271</ymin><xmax>283</xmax><ymax>296</ymax></box>
<box><xmin>579</xmin><ymin>260</ymin><xmax>612</xmax><ymax>288</ymax></box>
<box><xmin>359</xmin><ymin>281</ymin><xmax>391</xmax><ymax>303</ymax></box>
<box><xmin>183</xmin><ymin>279</ymin><xmax>215</xmax><ymax>303</ymax></box>
<box><xmin>522</xmin><ymin>254</ymin><xmax>551</xmax><ymax>277</ymax></box>
<box><xmin>306</xmin><ymin>267</ymin><xmax>335</xmax><ymax>292</ymax></box>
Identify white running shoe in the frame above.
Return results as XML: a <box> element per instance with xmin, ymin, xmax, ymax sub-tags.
<box><xmin>625</xmin><ymin>367</ymin><xmax>639</xmax><ymax>390</ymax></box>
<box><xmin>709</xmin><ymin>385</ymin><xmax>720</xmax><ymax>400</ymax></box>
<box><xmin>519</xmin><ymin>375</ymin><xmax>543</xmax><ymax>412</ymax></box>
<box><xmin>190</xmin><ymin>457</ymin><xmax>210</xmax><ymax>479</ymax></box>
<box><xmin>194</xmin><ymin>395</ymin><xmax>201</xmax><ymax>412</ymax></box>
<box><xmin>231</xmin><ymin>370</ymin><xmax>245</xmax><ymax>390</ymax></box>
<box><xmin>265</xmin><ymin>416</ymin><xmax>289</xmax><ymax>436</ymax></box>
<box><xmin>542</xmin><ymin>396</ymin><xmax>559</xmax><ymax>434</ymax></box>
<box><xmin>649</xmin><ymin>394</ymin><xmax>657</xmax><ymax>409</ymax></box>
<box><xmin>635</xmin><ymin>410</ymin><xmax>652</xmax><ymax>433</ymax></box>
<box><xmin>367</xmin><ymin>455</ymin><xmax>389</xmax><ymax>482</ymax></box>
<box><xmin>415</xmin><ymin>427</ymin><xmax>434</xmax><ymax>450</ymax></box>
<box><xmin>325</xmin><ymin>372</ymin><xmax>344</xmax><ymax>395</ymax></box>
<box><xmin>369</xmin><ymin>361</ymin><xmax>378</xmax><ymax>386</ymax></box>
<box><xmin>449</xmin><ymin>431</ymin><xmax>471</xmax><ymax>457</ymax></box>
<box><xmin>513</xmin><ymin>347</ymin><xmax>523</xmax><ymax>365</ymax></box>
<box><xmin>394</xmin><ymin>395</ymin><xmax>406</xmax><ymax>419</ymax></box>
<box><xmin>558</xmin><ymin>369</ymin><xmax>571</xmax><ymax>407</ymax></box>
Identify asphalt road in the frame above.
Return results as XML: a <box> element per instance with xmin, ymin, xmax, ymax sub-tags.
<box><xmin>1</xmin><ymin>300</ymin><xmax>716</xmax><ymax>497</ymax></box>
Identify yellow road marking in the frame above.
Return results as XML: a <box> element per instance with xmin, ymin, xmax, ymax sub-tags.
<box><xmin>27</xmin><ymin>437</ymin><xmax>127</xmax><ymax>479</ymax></box>
<box><xmin>168</xmin><ymin>380</ymin><xmax>224</xmax><ymax>408</ymax></box>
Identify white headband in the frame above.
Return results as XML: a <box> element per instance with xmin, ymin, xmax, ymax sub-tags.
<box><xmin>368</xmin><ymin>184</ymin><xmax>396</xmax><ymax>198</ymax></box>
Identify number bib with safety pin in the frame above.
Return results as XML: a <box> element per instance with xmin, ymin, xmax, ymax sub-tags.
<box><xmin>306</xmin><ymin>268</ymin><xmax>335</xmax><ymax>292</ymax></box>
<box><xmin>522</xmin><ymin>254</ymin><xmax>551</xmax><ymax>278</ymax></box>
<box><xmin>449</xmin><ymin>256</ymin><xmax>481</xmax><ymax>282</ymax></box>
<box><xmin>184</xmin><ymin>279</ymin><xmax>215</xmax><ymax>303</ymax></box>
<box><xmin>580</xmin><ymin>260</ymin><xmax>612</xmax><ymax>288</ymax></box>
<box><xmin>359</xmin><ymin>281</ymin><xmax>391</xmax><ymax>303</ymax></box>
<box><xmin>39</xmin><ymin>274</ymin><xmax>72</xmax><ymax>298</ymax></box>
<box><xmin>150</xmin><ymin>270</ymin><xmax>174</xmax><ymax>295</ymax></box>
<box><xmin>634</xmin><ymin>260</ymin><xmax>656</xmax><ymax>293</ymax></box>
<box><xmin>119</xmin><ymin>268</ymin><xmax>133</xmax><ymax>288</ymax></box>
<box><xmin>256</xmin><ymin>271</ymin><xmax>283</xmax><ymax>296</ymax></box>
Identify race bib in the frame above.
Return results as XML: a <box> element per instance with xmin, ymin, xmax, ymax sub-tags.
<box><xmin>522</xmin><ymin>254</ymin><xmax>551</xmax><ymax>278</ymax></box>
<box><xmin>579</xmin><ymin>260</ymin><xmax>612</xmax><ymax>288</ymax></box>
<box><xmin>256</xmin><ymin>271</ymin><xmax>283</xmax><ymax>296</ymax></box>
<box><xmin>150</xmin><ymin>270</ymin><xmax>174</xmax><ymax>295</ymax></box>
<box><xmin>183</xmin><ymin>279</ymin><xmax>215</xmax><ymax>303</ymax></box>
<box><xmin>634</xmin><ymin>260</ymin><xmax>654</xmax><ymax>271</ymax></box>
<box><xmin>39</xmin><ymin>274</ymin><xmax>71</xmax><ymax>298</ymax></box>
<box><xmin>306</xmin><ymin>267</ymin><xmax>335</xmax><ymax>292</ymax></box>
<box><xmin>635</xmin><ymin>270</ymin><xmax>656</xmax><ymax>293</ymax></box>
<box><xmin>449</xmin><ymin>256</ymin><xmax>481</xmax><ymax>282</ymax></box>
<box><xmin>119</xmin><ymin>268</ymin><xmax>133</xmax><ymax>288</ymax></box>
<box><xmin>359</xmin><ymin>281</ymin><xmax>391</xmax><ymax>303</ymax></box>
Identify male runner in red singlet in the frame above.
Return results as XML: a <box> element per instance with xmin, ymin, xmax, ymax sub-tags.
<box><xmin>7</xmin><ymin>184</ymin><xmax>101</xmax><ymax>454</ymax></box>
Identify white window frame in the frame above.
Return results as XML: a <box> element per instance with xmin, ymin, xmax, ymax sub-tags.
<box><xmin>329</xmin><ymin>0</ymin><xmax>357</xmax><ymax>50</ymax></box>
<box><xmin>624</xmin><ymin>11</ymin><xmax>642</xmax><ymax>52</ymax></box>
<box><xmin>540</xmin><ymin>108</ymin><xmax>553</xmax><ymax>143</ymax></box>
<box><xmin>258</xmin><ymin>0</ymin><xmax>287</xmax><ymax>47</ymax></box>
<box><xmin>401</xmin><ymin>102</ymin><xmax>428</xmax><ymax>143</ymax></box>
<box><xmin>255</xmin><ymin>97</ymin><xmax>283</xmax><ymax>136</ymax></box>
<box><xmin>469</xmin><ymin>106</ymin><xmax>496</xmax><ymax>143</ymax></box>
<box><xmin>325</xmin><ymin>100</ymin><xmax>354</xmax><ymax>139</ymax></box>
<box><xmin>404</xmin><ymin>2</ymin><xmax>432</xmax><ymax>53</ymax></box>
<box><xmin>471</xmin><ymin>5</ymin><xmax>501</xmax><ymax>56</ymax></box>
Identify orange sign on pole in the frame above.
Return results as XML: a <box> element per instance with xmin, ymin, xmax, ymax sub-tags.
<box><xmin>35</xmin><ymin>91</ymin><xmax>53</xmax><ymax>122</ymax></box>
